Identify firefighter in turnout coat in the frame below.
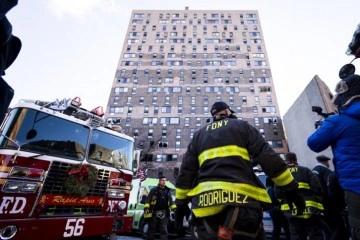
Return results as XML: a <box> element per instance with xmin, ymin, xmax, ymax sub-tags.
<box><xmin>144</xmin><ymin>176</ymin><xmax>176</xmax><ymax>240</ymax></box>
<box><xmin>279</xmin><ymin>152</ymin><xmax>324</xmax><ymax>240</ymax></box>
<box><xmin>175</xmin><ymin>101</ymin><xmax>305</xmax><ymax>240</ymax></box>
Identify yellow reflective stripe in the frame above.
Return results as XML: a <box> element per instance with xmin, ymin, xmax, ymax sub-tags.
<box><xmin>306</xmin><ymin>201</ymin><xmax>324</xmax><ymax>210</ymax></box>
<box><xmin>187</xmin><ymin>181</ymin><xmax>271</xmax><ymax>203</ymax></box>
<box><xmin>170</xmin><ymin>204</ymin><xmax>176</xmax><ymax>210</ymax></box>
<box><xmin>144</xmin><ymin>212</ymin><xmax>152</xmax><ymax>218</ymax></box>
<box><xmin>176</xmin><ymin>188</ymin><xmax>190</xmax><ymax>200</ymax></box>
<box><xmin>198</xmin><ymin>145</ymin><xmax>250</xmax><ymax>167</ymax></box>
<box><xmin>281</xmin><ymin>200</ymin><xmax>324</xmax><ymax>211</ymax></box>
<box><xmin>271</xmin><ymin>169</ymin><xmax>294</xmax><ymax>187</ymax></box>
<box><xmin>192</xmin><ymin>205</ymin><xmax>225</xmax><ymax>217</ymax></box>
<box><xmin>296</xmin><ymin>214</ymin><xmax>312</xmax><ymax>219</ymax></box>
<box><xmin>298</xmin><ymin>182</ymin><xmax>310</xmax><ymax>189</ymax></box>
<box><xmin>144</xmin><ymin>203</ymin><xmax>150</xmax><ymax>208</ymax></box>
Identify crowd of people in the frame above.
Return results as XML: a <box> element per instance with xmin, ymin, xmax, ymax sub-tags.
<box><xmin>171</xmin><ymin>98</ymin><xmax>359</xmax><ymax>240</ymax></box>
<box><xmin>144</xmin><ymin>100</ymin><xmax>359</xmax><ymax>240</ymax></box>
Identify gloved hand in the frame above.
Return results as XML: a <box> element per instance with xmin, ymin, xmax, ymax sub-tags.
<box><xmin>175</xmin><ymin>204</ymin><xmax>191</xmax><ymax>236</ymax></box>
<box><xmin>144</xmin><ymin>207</ymin><xmax>149</xmax><ymax>215</ymax></box>
<box><xmin>284</xmin><ymin>188</ymin><xmax>306</xmax><ymax>215</ymax></box>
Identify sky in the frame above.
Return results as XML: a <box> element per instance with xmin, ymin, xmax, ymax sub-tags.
<box><xmin>4</xmin><ymin>0</ymin><xmax>360</xmax><ymax>116</ymax></box>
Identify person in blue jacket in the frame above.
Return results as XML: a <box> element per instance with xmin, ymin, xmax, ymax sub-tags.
<box><xmin>307</xmin><ymin>73</ymin><xmax>360</xmax><ymax>240</ymax></box>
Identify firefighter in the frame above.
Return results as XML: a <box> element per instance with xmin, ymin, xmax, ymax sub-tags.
<box><xmin>0</xmin><ymin>0</ymin><xmax>21</xmax><ymax>123</ymax></box>
<box><xmin>143</xmin><ymin>176</ymin><xmax>177</xmax><ymax>240</ymax></box>
<box><xmin>175</xmin><ymin>101</ymin><xmax>305</xmax><ymax>240</ymax></box>
<box><xmin>279</xmin><ymin>152</ymin><xmax>324</xmax><ymax>240</ymax></box>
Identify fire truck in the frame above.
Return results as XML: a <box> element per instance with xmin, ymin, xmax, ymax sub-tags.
<box><xmin>0</xmin><ymin>97</ymin><xmax>136</xmax><ymax>240</ymax></box>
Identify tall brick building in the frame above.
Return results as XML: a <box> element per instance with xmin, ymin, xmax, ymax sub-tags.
<box><xmin>105</xmin><ymin>7</ymin><xmax>287</xmax><ymax>180</ymax></box>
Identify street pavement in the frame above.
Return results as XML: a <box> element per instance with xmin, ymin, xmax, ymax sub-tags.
<box><xmin>117</xmin><ymin>233</ymin><xmax>190</xmax><ymax>240</ymax></box>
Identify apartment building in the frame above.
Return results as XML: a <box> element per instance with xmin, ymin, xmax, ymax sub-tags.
<box><xmin>105</xmin><ymin>7</ymin><xmax>287</xmax><ymax>179</ymax></box>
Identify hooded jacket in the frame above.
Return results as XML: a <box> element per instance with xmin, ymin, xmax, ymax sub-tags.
<box><xmin>176</xmin><ymin>118</ymin><xmax>297</xmax><ymax>218</ymax></box>
<box><xmin>307</xmin><ymin>101</ymin><xmax>360</xmax><ymax>195</ymax></box>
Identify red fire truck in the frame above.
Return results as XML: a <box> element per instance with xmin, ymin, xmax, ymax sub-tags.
<box><xmin>0</xmin><ymin>97</ymin><xmax>136</xmax><ymax>240</ymax></box>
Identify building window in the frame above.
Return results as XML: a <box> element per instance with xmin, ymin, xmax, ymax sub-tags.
<box><xmin>127</xmin><ymin>97</ymin><xmax>132</xmax><ymax>105</ymax></box>
<box><xmin>259</xmin><ymin>128</ymin><xmax>265</xmax><ymax>137</ymax></box>
<box><xmin>236</xmin><ymin>107</ymin><xmax>242</xmax><ymax>114</ymax></box>
<box><xmin>144</xmin><ymin>106</ymin><xmax>149</xmax><ymax>115</ymax></box>
<box><xmin>148</xmin><ymin>129</ymin><xmax>153</xmax><ymax>138</ymax></box>
<box><xmin>204</xmin><ymin>96</ymin><xmax>209</xmax><ymax>105</ymax></box>
<box><xmin>204</xmin><ymin>106</ymin><xmax>209</xmax><ymax>114</ymax></box>
<box><xmin>125</xmin><ymin>117</ymin><xmax>131</xmax><ymax>126</ymax></box>
<box><xmin>196</xmin><ymin>118</ymin><xmax>201</xmax><ymax>126</ymax></box>
<box><xmin>109</xmin><ymin>107</ymin><xmax>124</xmax><ymax>114</ymax></box>
<box><xmin>113</xmin><ymin>96</ymin><xmax>119</xmax><ymax>104</ymax></box>
<box><xmin>162</xmin><ymin>128</ymin><xmax>167</xmax><ymax>138</ymax></box>
<box><xmin>254</xmin><ymin>117</ymin><xmax>260</xmax><ymax>126</ymax></box>
<box><xmin>152</xmin><ymin>96</ymin><xmax>157</xmax><ymax>105</ymax></box>
<box><xmin>191</xmin><ymin>107</ymin><xmax>196</xmax><ymax>114</ymax></box>
<box><xmin>178</xmin><ymin>106</ymin><xmax>183</xmax><ymax>114</ymax></box>
<box><xmin>260</xmin><ymin>86</ymin><xmax>271</xmax><ymax>93</ymax></box>
<box><xmin>158</xmin><ymin>141</ymin><xmax>168</xmax><ymax>148</ymax></box>
<box><xmin>185</xmin><ymin>117</ymin><xmax>190</xmax><ymax>127</ymax></box>
<box><xmin>262</xmin><ymin>106</ymin><xmax>276</xmax><ymax>113</ymax></box>
<box><xmin>242</xmin><ymin>96</ymin><xmax>247</xmax><ymax>104</ymax></box>
<box><xmin>139</xmin><ymin>96</ymin><xmax>144</xmax><ymax>104</ymax></box>
<box><xmin>114</xmin><ymin>87</ymin><xmax>128</xmax><ymax>93</ymax></box>
<box><xmin>250</xmin><ymin>86</ymin><xmax>255</xmax><ymax>94</ymax></box>
<box><xmin>273</xmin><ymin>128</ymin><xmax>278</xmax><ymax>136</ymax></box>
<box><xmin>160</xmin><ymin>117</ymin><xmax>180</xmax><ymax>125</ymax></box>
<box><xmin>131</xmin><ymin>87</ymin><xmax>137</xmax><ymax>94</ymax></box>
<box><xmin>175</xmin><ymin>141</ymin><xmax>181</xmax><ymax>152</ymax></box>
<box><xmin>143</xmin><ymin>117</ymin><xmax>158</xmax><ymax>125</ymax></box>
<box><xmin>161</xmin><ymin>106</ymin><xmax>171</xmax><ymax>113</ymax></box>
<box><xmin>176</xmin><ymin>129</ymin><xmax>181</xmax><ymax>139</ymax></box>
<box><xmin>190</xmin><ymin>128</ymin><xmax>195</xmax><ymax>139</ymax></box>
<box><xmin>264</xmin><ymin>117</ymin><xmax>278</xmax><ymax>125</ymax></box>
<box><xmin>229</xmin><ymin>96</ymin><xmax>234</xmax><ymax>105</ymax></box>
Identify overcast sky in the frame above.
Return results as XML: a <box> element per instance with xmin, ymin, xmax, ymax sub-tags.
<box><xmin>5</xmin><ymin>0</ymin><xmax>360</xmax><ymax>116</ymax></box>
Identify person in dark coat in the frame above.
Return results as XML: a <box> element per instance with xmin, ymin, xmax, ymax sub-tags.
<box><xmin>312</xmin><ymin>155</ymin><xmax>334</xmax><ymax>239</ymax></box>
<box><xmin>308</xmin><ymin>73</ymin><xmax>360</xmax><ymax>240</ymax></box>
<box><xmin>143</xmin><ymin>176</ymin><xmax>176</xmax><ymax>240</ymax></box>
<box><xmin>327</xmin><ymin>172</ymin><xmax>350</xmax><ymax>239</ymax></box>
<box><xmin>175</xmin><ymin>101</ymin><xmax>305</xmax><ymax>240</ymax></box>
<box><xmin>266</xmin><ymin>177</ymin><xmax>290</xmax><ymax>240</ymax></box>
<box><xmin>0</xmin><ymin>0</ymin><xmax>21</xmax><ymax>123</ymax></box>
<box><xmin>279</xmin><ymin>152</ymin><xmax>324</xmax><ymax>240</ymax></box>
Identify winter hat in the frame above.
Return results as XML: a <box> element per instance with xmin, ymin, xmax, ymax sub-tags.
<box><xmin>333</xmin><ymin>74</ymin><xmax>360</xmax><ymax>108</ymax></box>
<box><xmin>210</xmin><ymin>101</ymin><xmax>234</xmax><ymax>116</ymax></box>
<box><xmin>316</xmin><ymin>155</ymin><xmax>331</xmax><ymax>162</ymax></box>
